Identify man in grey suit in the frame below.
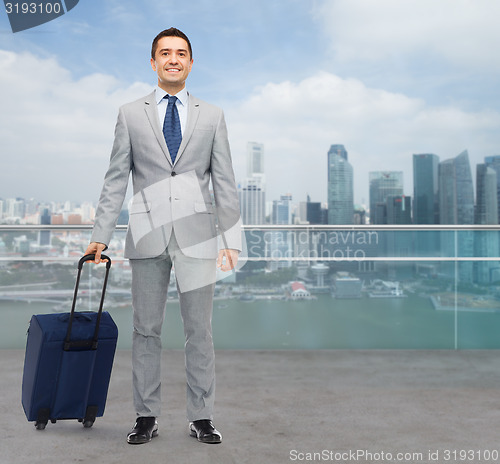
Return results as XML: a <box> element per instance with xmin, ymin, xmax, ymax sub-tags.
<box><xmin>85</xmin><ymin>27</ymin><xmax>241</xmax><ymax>445</ymax></box>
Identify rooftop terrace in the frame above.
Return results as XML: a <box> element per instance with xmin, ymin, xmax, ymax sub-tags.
<box><xmin>3</xmin><ymin>349</ymin><xmax>500</xmax><ymax>464</ymax></box>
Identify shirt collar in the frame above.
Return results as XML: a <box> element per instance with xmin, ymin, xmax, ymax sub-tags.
<box><xmin>155</xmin><ymin>86</ymin><xmax>188</xmax><ymax>107</ymax></box>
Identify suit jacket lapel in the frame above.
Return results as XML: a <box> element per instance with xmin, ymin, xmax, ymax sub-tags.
<box><xmin>173</xmin><ymin>93</ymin><xmax>200</xmax><ymax>167</ymax></box>
<box><xmin>143</xmin><ymin>91</ymin><xmax>173</xmax><ymax>166</ymax></box>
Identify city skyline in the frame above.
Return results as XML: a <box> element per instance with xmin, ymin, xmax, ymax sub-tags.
<box><xmin>3</xmin><ymin>145</ymin><xmax>500</xmax><ymax>226</ymax></box>
<box><xmin>0</xmin><ymin>1</ymin><xmax>499</xmax><ymax>206</ymax></box>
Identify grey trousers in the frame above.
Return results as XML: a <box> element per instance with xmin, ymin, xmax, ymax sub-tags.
<box><xmin>129</xmin><ymin>233</ymin><xmax>217</xmax><ymax>421</ymax></box>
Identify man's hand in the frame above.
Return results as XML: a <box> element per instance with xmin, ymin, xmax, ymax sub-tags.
<box><xmin>217</xmin><ymin>249</ymin><xmax>239</xmax><ymax>272</ymax></box>
<box><xmin>84</xmin><ymin>242</ymin><xmax>108</xmax><ymax>264</ymax></box>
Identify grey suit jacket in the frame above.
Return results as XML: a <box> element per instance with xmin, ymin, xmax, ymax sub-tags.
<box><xmin>91</xmin><ymin>91</ymin><xmax>242</xmax><ymax>259</ymax></box>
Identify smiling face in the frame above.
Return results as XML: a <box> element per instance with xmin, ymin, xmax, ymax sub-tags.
<box><xmin>151</xmin><ymin>36</ymin><xmax>193</xmax><ymax>95</ymax></box>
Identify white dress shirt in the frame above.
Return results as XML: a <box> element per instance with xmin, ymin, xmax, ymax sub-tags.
<box><xmin>155</xmin><ymin>86</ymin><xmax>188</xmax><ymax>136</ymax></box>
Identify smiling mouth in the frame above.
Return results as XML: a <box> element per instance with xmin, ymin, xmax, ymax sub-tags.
<box><xmin>166</xmin><ymin>68</ymin><xmax>181</xmax><ymax>72</ymax></box>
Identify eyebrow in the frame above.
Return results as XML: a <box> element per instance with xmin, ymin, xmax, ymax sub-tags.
<box><xmin>158</xmin><ymin>48</ymin><xmax>188</xmax><ymax>54</ymax></box>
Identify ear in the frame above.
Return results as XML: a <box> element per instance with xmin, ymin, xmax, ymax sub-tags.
<box><xmin>150</xmin><ymin>57</ymin><xmax>157</xmax><ymax>72</ymax></box>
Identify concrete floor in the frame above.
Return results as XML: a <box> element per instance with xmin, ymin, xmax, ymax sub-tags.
<box><xmin>2</xmin><ymin>350</ymin><xmax>500</xmax><ymax>464</ymax></box>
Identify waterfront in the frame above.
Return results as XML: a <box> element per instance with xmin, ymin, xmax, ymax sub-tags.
<box><xmin>2</xmin><ymin>293</ymin><xmax>500</xmax><ymax>350</ymax></box>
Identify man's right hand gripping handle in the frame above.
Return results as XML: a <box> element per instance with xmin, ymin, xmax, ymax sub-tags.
<box><xmin>84</xmin><ymin>242</ymin><xmax>108</xmax><ymax>264</ymax></box>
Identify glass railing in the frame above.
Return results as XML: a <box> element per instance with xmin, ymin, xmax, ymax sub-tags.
<box><xmin>1</xmin><ymin>224</ymin><xmax>499</xmax><ymax>350</ymax></box>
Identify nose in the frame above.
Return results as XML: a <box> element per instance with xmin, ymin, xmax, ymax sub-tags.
<box><xmin>168</xmin><ymin>53</ymin><xmax>179</xmax><ymax>64</ymax></box>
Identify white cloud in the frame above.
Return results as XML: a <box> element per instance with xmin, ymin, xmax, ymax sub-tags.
<box><xmin>226</xmin><ymin>71</ymin><xmax>500</xmax><ymax>205</ymax></box>
<box><xmin>0</xmin><ymin>50</ymin><xmax>151</xmax><ymax>201</ymax></box>
<box><xmin>315</xmin><ymin>0</ymin><xmax>500</xmax><ymax>73</ymax></box>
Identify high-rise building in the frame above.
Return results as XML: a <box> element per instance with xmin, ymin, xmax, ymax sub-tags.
<box><xmin>327</xmin><ymin>144</ymin><xmax>353</xmax><ymax>224</ymax></box>
<box><xmin>368</xmin><ymin>172</ymin><xmax>404</xmax><ymax>279</ymax></box>
<box><xmin>272</xmin><ymin>194</ymin><xmax>292</xmax><ymax>225</ymax></box>
<box><xmin>384</xmin><ymin>195</ymin><xmax>413</xmax><ymax>279</ymax></box>
<box><xmin>25</xmin><ymin>198</ymin><xmax>37</xmax><ymax>216</ymax></box>
<box><xmin>369</xmin><ymin>172</ymin><xmax>403</xmax><ymax>224</ymax></box>
<box><xmin>79</xmin><ymin>201</ymin><xmax>95</xmax><ymax>223</ymax></box>
<box><xmin>239</xmin><ymin>142</ymin><xmax>266</xmax><ymax>225</ymax></box>
<box><xmin>269</xmin><ymin>194</ymin><xmax>293</xmax><ymax>270</ymax></box>
<box><xmin>438</xmin><ymin>150</ymin><xmax>475</xmax><ymax>282</ymax></box>
<box><xmin>238</xmin><ymin>177</ymin><xmax>266</xmax><ymax>225</ymax></box>
<box><xmin>412</xmin><ymin>154</ymin><xmax>440</xmax><ymax>261</ymax></box>
<box><xmin>328</xmin><ymin>144</ymin><xmax>348</xmax><ymax>161</ymax></box>
<box><xmin>38</xmin><ymin>208</ymin><xmax>51</xmax><ymax>246</ymax></box>
<box><xmin>484</xmin><ymin>155</ymin><xmax>500</xmax><ymax>222</ymax></box>
<box><xmin>247</xmin><ymin>142</ymin><xmax>265</xmax><ymax>180</ymax></box>
<box><xmin>413</xmin><ymin>154</ymin><xmax>439</xmax><ymax>224</ymax></box>
<box><xmin>353</xmin><ymin>205</ymin><xmax>367</xmax><ymax>225</ymax></box>
<box><xmin>5</xmin><ymin>198</ymin><xmax>26</xmax><ymax>220</ymax></box>
<box><xmin>438</xmin><ymin>150</ymin><xmax>474</xmax><ymax>225</ymax></box>
<box><xmin>307</xmin><ymin>202</ymin><xmax>324</xmax><ymax>225</ymax></box>
<box><xmin>297</xmin><ymin>195</ymin><xmax>326</xmax><ymax>225</ymax></box>
<box><xmin>475</xmin><ymin>164</ymin><xmax>499</xmax><ymax>283</ymax></box>
<box><xmin>67</xmin><ymin>214</ymin><xmax>83</xmax><ymax>224</ymax></box>
<box><xmin>51</xmin><ymin>214</ymin><xmax>64</xmax><ymax>225</ymax></box>
<box><xmin>476</xmin><ymin>165</ymin><xmax>498</xmax><ymax>225</ymax></box>
<box><xmin>386</xmin><ymin>195</ymin><xmax>412</xmax><ymax>224</ymax></box>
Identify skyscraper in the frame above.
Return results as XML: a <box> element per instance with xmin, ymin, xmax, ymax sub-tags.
<box><xmin>438</xmin><ymin>150</ymin><xmax>475</xmax><ymax>282</ymax></box>
<box><xmin>327</xmin><ymin>144</ymin><xmax>353</xmax><ymax>224</ymax></box>
<box><xmin>386</xmin><ymin>195</ymin><xmax>412</xmax><ymax>224</ymax></box>
<box><xmin>239</xmin><ymin>142</ymin><xmax>266</xmax><ymax>225</ymax></box>
<box><xmin>384</xmin><ymin>195</ymin><xmax>413</xmax><ymax>279</ymax></box>
<box><xmin>38</xmin><ymin>207</ymin><xmax>51</xmax><ymax>246</ymax></box>
<box><xmin>413</xmin><ymin>153</ymin><xmax>440</xmax><ymax>263</ymax></box>
<box><xmin>484</xmin><ymin>155</ymin><xmax>500</xmax><ymax>222</ymax></box>
<box><xmin>272</xmin><ymin>194</ymin><xmax>292</xmax><ymax>225</ymax></box>
<box><xmin>247</xmin><ymin>142</ymin><xmax>265</xmax><ymax>180</ymax></box>
<box><xmin>5</xmin><ymin>198</ymin><xmax>26</xmax><ymax>220</ymax></box>
<box><xmin>369</xmin><ymin>172</ymin><xmax>403</xmax><ymax>224</ymax></box>
<box><xmin>269</xmin><ymin>194</ymin><xmax>293</xmax><ymax>270</ymax></box>
<box><xmin>413</xmin><ymin>154</ymin><xmax>439</xmax><ymax>224</ymax></box>
<box><xmin>476</xmin><ymin>165</ymin><xmax>498</xmax><ymax>225</ymax></box>
<box><xmin>297</xmin><ymin>195</ymin><xmax>326</xmax><ymax>225</ymax></box>
<box><xmin>238</xmin><ymin>177</ymin><xmax>266</xmax><ymax>225</ymax></box>
<box><xmin>438</xmin><ymin>150</ymin><xmax>474</xmax><ymax>225</ymax></box>
<box><xmin>307</xmin><ymin>202</ymin><xmax>325</xmax><ymax>225</ymax></box>
<box><xmin>475</xmin><ymin>164</ymin><xmax>499</xmax><ymax>283</ymax></box>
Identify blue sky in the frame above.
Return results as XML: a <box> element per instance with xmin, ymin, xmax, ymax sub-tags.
<box><xmin>1</xmin><ymin>0</ymin><xmax>499</xmax><ymax>207</ymax></box>
<box><xmin>0</xmin><ymin>0</ymin><xmax>321</xmax><ymax>102</ymax></box>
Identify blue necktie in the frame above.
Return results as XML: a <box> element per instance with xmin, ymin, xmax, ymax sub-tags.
<box><xmin>163</xmin><ymin>95</ymin><xmax>182</xmax><ymax>164</ymax></box>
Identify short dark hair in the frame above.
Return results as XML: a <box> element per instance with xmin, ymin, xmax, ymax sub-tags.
<box><xmin>151</xmin><ymin>28</ymin><xmax>193</xmax><ymax>60</ymax></box>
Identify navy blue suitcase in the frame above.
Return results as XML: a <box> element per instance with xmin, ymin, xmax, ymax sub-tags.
<box><xmin>21</xmin><ymin>254</ymin><xmax>118</xmax><ymax>430</ymax></box>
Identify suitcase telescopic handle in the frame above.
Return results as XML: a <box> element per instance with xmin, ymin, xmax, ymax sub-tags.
<box><xmin>64</xmin><ymin>254</ymin><xmax>112</xmax><ymax>351</ymax></box>
<box><xmin>78</xmin><ymin>253</ymin><xmax>111</xmax><ymax>270</ymax></box>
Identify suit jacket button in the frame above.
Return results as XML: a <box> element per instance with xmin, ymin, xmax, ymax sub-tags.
<box><xmin>171</xmin><ymin>171</ymin><xmax>177</xmax><ymax>176</ymax></box>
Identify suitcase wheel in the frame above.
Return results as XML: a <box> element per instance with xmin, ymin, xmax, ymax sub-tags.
<box><xmin>82</xmin><ymin>405</ymin><xmax>98</xmax><ymax>428</ymax></box>
<box><xmin>50</xmin><ymin>419</ymin><xmax>57</xmax><ymax>424</ymax></box>
<box><xmin>83</xmin><ymin>419</ymin><xmax>94</xmax><ymax>428</ymax></box>
<box><xmin>35</xmin><ymin>408</ymin><xmax>50</xmax><ymax>431</ymax></box>
<box><xmin>35</xmin><ymin>421</ymin><xmax>47</xmax><ymax>430</ymax></box>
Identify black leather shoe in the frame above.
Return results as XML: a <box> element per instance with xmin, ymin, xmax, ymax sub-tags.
<box><xmin>189</xmin><ymin>419</ymin><xmax>222</xmax><ymax>444</ymax></box>
<box><xmin>127</xmin><ymin>417</ymin><xmax>158</xmax><ymax>445</ymax></box>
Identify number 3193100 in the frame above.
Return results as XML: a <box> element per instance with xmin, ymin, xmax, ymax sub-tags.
<box><xmin>5</xmin><ymin>2</ymin><xmax>62</xmax><ymax>14</ymax></box>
